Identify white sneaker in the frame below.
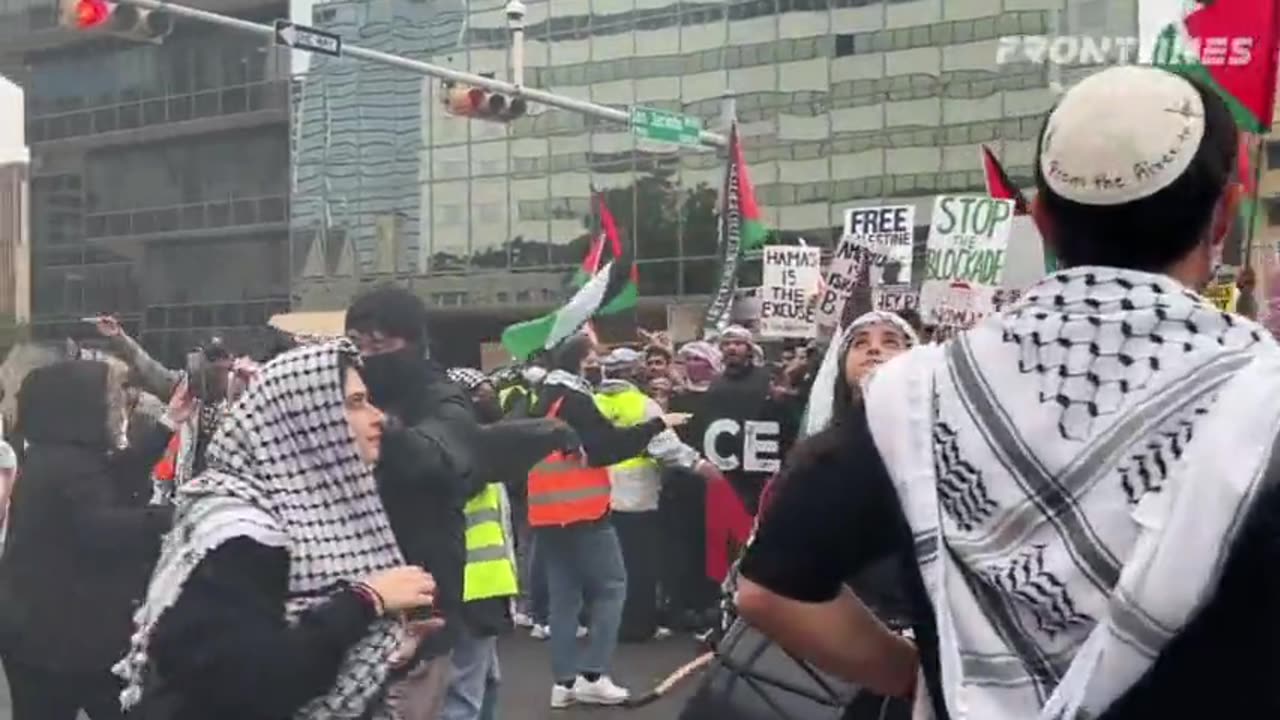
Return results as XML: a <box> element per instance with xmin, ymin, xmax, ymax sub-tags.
<box><xmin>572</xmin><ymin>675</ymin><xmax>630</xmax><ymax>705</ymax></box>
<box><xmin>576</xmin><ymin>625</ymin><xmax>589</xmax><ymax>638</ymax></box>
<box><xmin>513</xmin><ymin>612</ymin><xmax>534</xmax><ymax>628</ymax></box>
<box><xmin>550</xmin><ymin>683</ymin><xmax>576</xmax><ymax>709</ymax></box>
<box><xmin>531</xmin><ymin>624</ymin><xmax>550</xmax><ymax>640</ymax></box>
<box><xmin>653</xmin><ymin>626</ymin><xmax>673</xmax><ymax>640</ymax></box>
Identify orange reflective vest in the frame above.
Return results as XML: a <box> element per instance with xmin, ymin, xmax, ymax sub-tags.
<box><xmin>152</xmin><ymin>433</ymin><xmax>181</xmax><ymax>483</ymax></box>
<box><xmin>527</xmin><ymin>397</ymin><xmax>612</xmax><ymax>528</ymax></box>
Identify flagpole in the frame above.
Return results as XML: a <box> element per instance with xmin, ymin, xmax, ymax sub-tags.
<box><xmin>1245</xmin><ymin>135</ymin><xmax>1266</xmax><ymax>261</ymax></box>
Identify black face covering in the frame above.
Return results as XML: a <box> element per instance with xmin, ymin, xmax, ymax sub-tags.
<box><xmin>360</xmin><ymin>347</ymin><xmax>421</xmax><ymax>411</ymax></box>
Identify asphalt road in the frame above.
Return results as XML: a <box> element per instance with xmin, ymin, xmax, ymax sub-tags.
<box><xmin>0</xmin><ymin>631</ymin><xmax>707</xmax><ymax>720</ymax></box>
<box><xmin>496</xmin><ymin>632</ymin><xmax>705</xmax><ymax>720</ymax></box>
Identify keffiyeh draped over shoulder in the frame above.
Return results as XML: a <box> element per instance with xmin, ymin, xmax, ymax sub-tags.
<box><xmin>863</xmin><ymin>268</ymin><xmax>1280</xmax><ymax>719</ymax></box>
<box><xmin>116</xmin><ymin>340</ymin><xmax>406</xmax><ymax>720</ymax></box>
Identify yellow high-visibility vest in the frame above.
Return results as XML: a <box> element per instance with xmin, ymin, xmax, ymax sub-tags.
<box><xmin>463</xmin><ymin>483</ymin><xmax>519</xmax><ymax>601</ymax></box>
<box><xmin>594</xmin><ymin>386</ymin><xmax>658</xmax><ymax>473</ymax></box>
<box><xmin>499</xmin><ymin>385</ymin><xmax>536</xmax><ymax>416</ymax></box>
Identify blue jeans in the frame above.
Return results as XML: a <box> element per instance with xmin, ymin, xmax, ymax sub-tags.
<box><xmin>522</xmin><ymin>526</ymin><xmax>549</xmax><ymax>625</ymax></box>
<box><xmin>442</xmin><ymin>630</ymin><xmax>500</xmax><ymax>720</ymax></box>
<box><xmin>536</xmin><ymin>519</ymin><xmax>627</xmax><ymax>683</ymax></box>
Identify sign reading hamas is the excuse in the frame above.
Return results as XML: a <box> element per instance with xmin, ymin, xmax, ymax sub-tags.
<box><xmin>814</xmin><ymin>205</ymin><xmax>915</xmax><ymax>331</ymax></box>
<box><xmin>920</xmin><ymin>195</ymin><xmax>1015</xmax><ymax>326</ymax></box>
<box><xmin>760</xmin><ymin>245</ymin><xmax>821</xmax><ymax>338</ymax></box>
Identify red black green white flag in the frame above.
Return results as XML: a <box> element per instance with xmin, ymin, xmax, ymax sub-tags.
<box><xmin>572</xmin><ymin>193</ymin><xmax>639</xmax><ymax>315</ymax></box>
<box><xmin>1148</xmin><ymin>0</ymin><xmax>1280</xmax><ymax>133</ymax></box>
<box><xmin>703</xmin><ymin>123</ymin><xmax>769</xmax><ymax>337</ymax></box>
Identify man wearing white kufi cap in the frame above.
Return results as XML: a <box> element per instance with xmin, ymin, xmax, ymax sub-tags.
<box><xmin>736</xmin><ymin>65</ymin><xmax>1280</xmax><ymax>719</ymax></box>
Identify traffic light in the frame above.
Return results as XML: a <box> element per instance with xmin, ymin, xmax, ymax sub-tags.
<box><xmin>441</xmin><ymin>81</ymin><xmax>527</xmax><ymax>122</ymax></box>
<box><xmin>59</xmin><ymin>0</ymin><xmax>174</xmax><ymax>41</ymax></box>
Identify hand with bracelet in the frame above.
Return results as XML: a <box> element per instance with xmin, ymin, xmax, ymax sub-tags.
<box><xmin>350</xmin><ymin>566</ymin><xmax>444</xmax><ymax>667</ymax></box>
<box><xmin>351</xmin><ymin>566</ymin><xmax>436</xmax><ymax>617</ymax></box>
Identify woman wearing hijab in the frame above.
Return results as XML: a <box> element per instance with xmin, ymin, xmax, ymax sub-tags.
<box><xmin>682</xmin><ymin>311</ymin><xmax>919</xmax><ymax>720</ymax></box>
<box><xmin>115</xmin><ymin>340</ymin><xmax>440</xmax><ymax>720</ymax></box>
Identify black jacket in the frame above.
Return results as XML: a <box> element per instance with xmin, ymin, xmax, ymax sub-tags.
<box><xmin>530</xmin><ymin>381</ymin><xmax>663</xmax><ymax>468</ymax></box>
<box><xmin>0</xmin><ymin>360</ymin><xmax>173</xmax><ymax>672</ymax></box>
<box><xmin>375</xmin><ymin>361</ymin><xmax>481</xmax><ymax>659</ymax></box>
<box><xmin>134</xmin><ymin>538</ymin><xmax>380</xmax><ymax>720</ymax></box>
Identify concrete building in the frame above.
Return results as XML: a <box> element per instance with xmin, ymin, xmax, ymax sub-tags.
<box><xmin>0</xmin><ymin>0</ymin><xmax>293</xmax><ymax>363</ymax></box>
<box><xmin>0</xmin><ymin>75</ymin><xmax>31</xmax><ymax>338</ymax></box>
<box><xmin>291</xmin><ymin>0</ymin><xmax>1136</xmax><ymax>365</ymax></box>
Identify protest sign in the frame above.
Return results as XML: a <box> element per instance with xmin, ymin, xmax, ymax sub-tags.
<box><xmin>1203</xmin><ymin>281</ymin><xmax>1238</xmax><ymax>312</ymax></box>
<box><xmin>846</xmin><ymin>205</ymin><xmax>915</xmax><ymax>285</ymax></box>
<box><xmin>760</xmin><ymin>245</ymin><xmax>820</xmax><ymax>338</ymax></box>
<box><xmin>921</xmin><ymin>195</ymin><xmax>1015</xmax><ymax>327</ymax></box>
<box><xmin>814</xmin><ymin>205</ymin><xmax>915</xmax><ymax>331</ymax></box>
<box><xmin>872</xmin><ymin>285</ymin><xmax>919</xmax><ymax>314</ymax></box>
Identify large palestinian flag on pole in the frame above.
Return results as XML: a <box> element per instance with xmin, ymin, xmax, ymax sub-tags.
<box><xmin>702</xmin><ymin>123</ymin><xmax>768</xmax><ymax>337</ymax></box>
<box><xmin>573</xmin><ymin>193</ymin><xmax>639</xmax><ymax>315</ymax></box>
<box><xmin>1145</xmin><ymin>0</ymin><xmax>1280</xmax><ymax>133</ymax></box>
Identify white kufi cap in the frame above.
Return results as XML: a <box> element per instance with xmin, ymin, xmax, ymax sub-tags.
<box><xmin>1040</xmin><ymin>65</ymin><xmax>1205</xmax><ymax>206</ymax></box>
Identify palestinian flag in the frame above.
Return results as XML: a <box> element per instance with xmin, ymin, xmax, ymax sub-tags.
<box><xmin>980</xmin><ymin>145</ymin><xmax>1030</xmax><ymax>215</ymax></box>
<box><xmin>980</xmin><ymin>144</ymin><xmax>1057</xmax><ymax>272</ymax></box>
<box><xmin>1236</xmin><ymin>133</ymin><xmax>1264</xmax><ymax>244</ymax></box>
<box><xmin>703</xmin><ymin>124</ymin><xmax>769</xmax><ymax>336</ymax></box>
<box><xmin>501</xmin><ymin>258</ymin><xmax>635</xmax><ymax>361</ymax></box>
<box><xmin>571</xmin><ymin>193</ymin><xmax>639</xmax><ymax>315</ymax></box>
<box><xmin>1148</xmin><ymin>0</ymin><xmax>1280</xmax><ymax>133</ymax></box>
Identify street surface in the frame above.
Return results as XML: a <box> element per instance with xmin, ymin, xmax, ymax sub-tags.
<box><xmin>0</xmin><ymin>631</ymin><xmax>706</xmax><ymax>720</ymax></box>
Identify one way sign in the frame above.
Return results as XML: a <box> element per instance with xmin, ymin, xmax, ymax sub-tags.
<box><xmin>273</xmin><ymin>20</ymin><xmax>342</xmax><ymax>57</ymax></box>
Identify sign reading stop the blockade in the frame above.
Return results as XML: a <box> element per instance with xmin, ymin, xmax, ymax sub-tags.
<box><xmin>761</xmin><ymin>245</ymin><xmax>820</xmax><ymax>338</ymax></box>
<box><xmin>814</xmin><ymin>204</ymin><xmax>915</xmax><ymax>331</ymax></box>
<box><xmin>921</xmin><ymin>195</ymin><xmax>1015</xmax><ymax>326</ymax></box>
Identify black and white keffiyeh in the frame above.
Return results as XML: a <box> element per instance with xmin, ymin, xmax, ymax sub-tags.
<box><xmin>863</xmin><ymin>267</ymin><xmax>1280</xmax><ymax>719</ymax></box>
<box><xmin>116</xmin><ymin>340</ymin><xmax>406</xmax><ymax>719</ymax></box>
<box><xmin>543</xmin><ymin>368</ymin><xmax>594</xmax><ymax>397</ymax></box>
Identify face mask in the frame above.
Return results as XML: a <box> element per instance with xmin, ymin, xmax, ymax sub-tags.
<box><xmin>361</xmin><ymin>347</ymin><xmax>419</xmax><ymax>408</ymax></box>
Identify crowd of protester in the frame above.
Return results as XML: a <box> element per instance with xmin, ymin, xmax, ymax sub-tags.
<box><xmin>0</xmin><ymin>64</ymin><xmax>1271</xmax><ymax>720</ymax></box>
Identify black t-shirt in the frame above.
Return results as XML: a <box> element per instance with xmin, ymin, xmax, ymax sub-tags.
<box><xmin>738</xmin><ymin>402</ymin><xmax>949</xmax><ymax>719</ymax></box>
<box><xmin>739</xmin><ymin>400</ymin><xmax>1280</xmax><ymax>720</ymax></box>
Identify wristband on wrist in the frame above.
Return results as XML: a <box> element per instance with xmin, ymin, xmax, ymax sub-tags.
<box><xmin>350</xmin><ymin>581</ymin><xmax>385</xmax><ymax>617</ymax></box>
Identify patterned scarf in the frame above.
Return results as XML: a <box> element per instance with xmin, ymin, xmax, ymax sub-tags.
<box><xmin>543</xmin><ymin>368</ymin><xmax>594</xmax><ymax>397</ymax></box>
<box><xmin>863</xmin><ymin>267</ymin><xmax>1280</xmax><ymax>719</ymax></box>
<box><xmin>117</xmin><ymin>340</ymin><xmax>406</xmax><ymax>719</ymax></box>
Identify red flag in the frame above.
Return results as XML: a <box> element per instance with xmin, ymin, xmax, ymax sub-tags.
<box><xmin>1180</xmin><ymin>0</ymin><xmax>1280</xmax><ymax>133</ymax></box>
<box><xmin>980</xmin><ymin>145</ymin><xmax>1030</xmax><ymax>215</ymax></box>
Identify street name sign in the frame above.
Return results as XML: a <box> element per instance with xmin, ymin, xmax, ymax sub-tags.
<box><xmin>631</xmin><ymin>106</ymin><xmax>701</xmax><ymax>146</ymax></box>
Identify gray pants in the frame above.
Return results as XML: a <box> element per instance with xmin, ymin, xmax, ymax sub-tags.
<box><xmin>387</xmin><ymin>654</ymin><xmax>453</xmax><ymax>720</ymax></box>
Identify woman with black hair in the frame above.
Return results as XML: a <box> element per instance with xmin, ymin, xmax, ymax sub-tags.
<box><xmin>682</xmin><ymin>311</ymin><xmax>918</xmax><ymax>720</ymax></box>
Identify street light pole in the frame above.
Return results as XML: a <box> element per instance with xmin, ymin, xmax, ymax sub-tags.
<box><xmin>506</xmin><ymin>0</ymin><xmax>525</xmax><ymax>89</ymax></box>
<box><xmin>108</xmin><ymin>0</ymin><xmax>729</xmax><ymax>148</ymax></box>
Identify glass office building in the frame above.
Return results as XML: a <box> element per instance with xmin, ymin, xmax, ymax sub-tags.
<box><xmin>0</xmin><ymin>0</ymin><xmax>294</xmax><ymax>363</ymax></box>
<box><xmin>291</xmin><ymin>0</ymin><xmax>1135</xmax><ymax>362</ymax></box>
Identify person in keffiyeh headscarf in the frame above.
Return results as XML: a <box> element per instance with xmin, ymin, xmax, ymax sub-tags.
<box><xmin>736</xmin><ymin>65</ymin><xmax>1280</xmax><ymax>720</ymax></box>
<box><xmin>115</xmin><ymin>340</ymin><xmax>440</xmax><ymax>720</ymax></box>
